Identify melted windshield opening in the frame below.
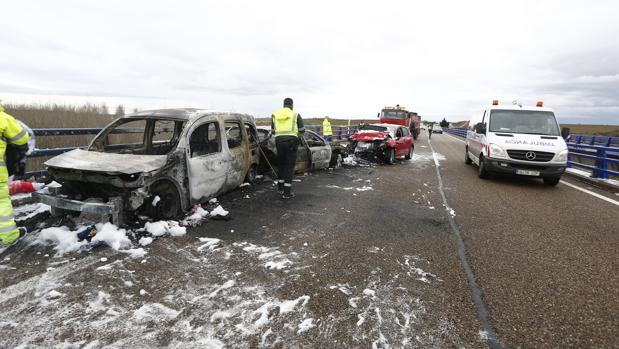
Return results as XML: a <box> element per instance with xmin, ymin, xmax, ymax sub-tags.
<box><xmin>90</xmin><ymin>118</ymin><xmax>186</xmax><ymax>155</ymax></box>
<box><xmin>489</xmin><ymin>110</ymin><xmax>560</xmax><ymax>136</ymax></box>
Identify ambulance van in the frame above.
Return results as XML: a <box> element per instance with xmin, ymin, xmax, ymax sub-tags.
<box><xmin>465</xmin><ymin>100</ymin><xmax>568</xmax><ymax>186</ymax></box>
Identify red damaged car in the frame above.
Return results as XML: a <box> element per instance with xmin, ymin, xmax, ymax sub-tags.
<box><xmin>350</xmin><ymin>123</ymin><xmax>414</xmax><ymax>164</ymax></box>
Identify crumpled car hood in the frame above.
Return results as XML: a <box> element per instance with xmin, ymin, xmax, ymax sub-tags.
<box><xmin>45</xmin><ymin>149</ymin><xmax>167</xmax><ymax>175</ymax></box>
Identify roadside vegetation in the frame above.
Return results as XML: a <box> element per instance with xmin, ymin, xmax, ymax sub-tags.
<box><xmin>4</xmin><ymin>103</ymin><xmax>119</xmax><ymax>171</ymax></box>
<box><xmin>560</xmin><ymin>124</ymin><xmax>619</xmax><ymax>137</ymax></box>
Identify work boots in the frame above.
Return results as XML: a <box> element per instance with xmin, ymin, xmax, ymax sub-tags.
<box><xmin>281</xmin><ymin>183</ymin><xmax>294</xmax><ymax>199</ymax></box>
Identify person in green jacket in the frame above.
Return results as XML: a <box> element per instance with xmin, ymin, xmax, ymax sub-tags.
<box><xmin>0</xmin><ymin>103</ymin><xmax>30</xmax><ymax>246</ymax></box>
<box><xmin>322</xmin><ymin>116</ymin><xmax>333</xmax><ymax>142</ymax></box>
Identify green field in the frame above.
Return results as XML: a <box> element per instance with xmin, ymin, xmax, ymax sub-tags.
<box><xmin>560</xmin><ymin>124</ymin><xmax>619</xmax><ymax>137</ymax></box>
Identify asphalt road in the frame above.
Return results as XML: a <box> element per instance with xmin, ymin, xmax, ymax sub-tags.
<box><xmin>0</xmin><ymin>132</ymin><xmax>617</xmax><ymax>348</ymax></box>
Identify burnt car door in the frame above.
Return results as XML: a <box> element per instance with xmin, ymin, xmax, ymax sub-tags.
<box><xmin>223</xmin><ymin>119</ymin><xmax>249</xmax><ymax>189</ymax></box>
<box><xmin>303</xmin><ymin>131</ymin><xmax>331</xmax><ymax>170</ymax></box>
<box><xmin>186</xmin><ymin>117</ymin><xmax>229</xmax><ymax>202</ymax></box>
<box><xmin>394</xmin><ymin>127</ymin><xmax>409</xmax><ymax>156</ymax></box>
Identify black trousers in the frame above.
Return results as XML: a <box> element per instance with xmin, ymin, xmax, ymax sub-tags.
<box><xmin>275</xmin><ymin>136</ymin><xmax>299</xmax><ymax>194</ymax></box>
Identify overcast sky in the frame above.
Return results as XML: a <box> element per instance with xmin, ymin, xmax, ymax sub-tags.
<box><xmin>2</xmin><ymin>0</ymin><xmax>618</xmax><ymax>124</ymax></box>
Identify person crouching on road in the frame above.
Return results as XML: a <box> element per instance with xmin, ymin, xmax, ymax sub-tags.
<box><xmin>322</xmin><ymin>115</ymin><xmax>332</xmax><ymax>142</ymax></box>
<box><xmin>0</xmin><ymin>103</ymin><xmax>30</xmax><ymax>247</ymax></box>
<box><xmin>272</xmin><ymin>97</ymin><xmax>305</xmax><ymax>199</ymax></box>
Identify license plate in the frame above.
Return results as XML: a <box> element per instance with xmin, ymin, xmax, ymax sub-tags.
<box><xmin>356</xmin><ymin>142</ymin><xmax>371</xmax><ymax>150</ymax></box>
<box><xmin>516</xmin><ymin>169</ymin><xmax>540</xmax><ymax>176</ymax></box>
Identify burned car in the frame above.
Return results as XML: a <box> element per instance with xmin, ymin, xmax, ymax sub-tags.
<box><xmin>35</xmin><ymin>109</ymin><xmax>260</xmax><ymax>225</ymax></box>
<box><xmin>349</xmin><ymin>123</ymin><xmax>414</xmax><ymax>164</ymax></box>
<box><xmin>256</xmin><ymin>127</ymin><xmax>347</xmax><ymax>174</ymax></box>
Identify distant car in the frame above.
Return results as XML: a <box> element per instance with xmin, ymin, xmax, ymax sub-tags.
<box><xmin>432</xmin><ymin>126</ymin><xmax>443</xmax><ymax>134</ymax></box>
<box><xmin>257</xmin><ymin>127</ymin><xmax>348</xmax><ymax>173</ymax></box>
<box><xmin>36</xmin><ymin>109</ymin><xmax>260</xmax><ymax>225</ymax></box>
<box><xmin>349</xmin><ymin>123</ymin><xmax>414</xmax><ymax>164</ymax></box>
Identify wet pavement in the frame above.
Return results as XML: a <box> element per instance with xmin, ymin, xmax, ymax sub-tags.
<box><xmin>0</xmin><ymin>133</ymin><xmax>617</xmax><ymax>348</ymax></box>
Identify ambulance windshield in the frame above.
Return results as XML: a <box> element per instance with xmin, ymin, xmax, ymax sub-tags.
<box><xmin>489</xmin><ymin>110</ymin><xmax>560</xmax><ymax>136</ymax></box>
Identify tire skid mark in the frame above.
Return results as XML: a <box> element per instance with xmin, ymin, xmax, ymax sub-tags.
<box><xmin>428</xmin><ymin>140</ymin><xmax>502</xmax><ymax>349</ymax></box>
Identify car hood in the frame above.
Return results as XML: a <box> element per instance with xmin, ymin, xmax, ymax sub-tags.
<box><xmin>45</xmin><ymin>149</ymin><xmax>168</xmax><ymax>175</ymax></box>
<box><xmin>353</xmin><ymin>131</ymin><xmax>392</xmax><ymax>141</ymax></box>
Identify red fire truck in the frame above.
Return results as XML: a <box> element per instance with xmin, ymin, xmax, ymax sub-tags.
<box><xmin>378</xmin><ymin>105</ymin><xmax>421</xmax><ymax>139</ymax></box>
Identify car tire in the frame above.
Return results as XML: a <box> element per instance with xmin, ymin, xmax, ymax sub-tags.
<box><xmin>245</xmin><ymin>165</ymin><xmax>257</xmax><ymax>183</ymax></box>
<box><xmin>543</xmin><ymin>177</ymin><xmax>560</xmax><ymax>186</ymax></box>
<box><xmin>465</xmin><ymin>146</ymin><xmax>472</xmax><ymax>165</ymax></box>
<box><xmin>405</xmin><ymin>146</ymin><xmax>413</xmax><ymax>160</ymax></box>
<box><xmin>149</xmin><ymin>181</ymin><xmax>181</xmax><ymax>220</ymax></box>
<box><xmin>478</xmin><ymin>155</ymin><xmax>489</xmax><ymax>179</ymax></box>
<box><xmin>386</xmin><ymin>148</ymin><xmax>396</xmax><ymax>165</ymax></box>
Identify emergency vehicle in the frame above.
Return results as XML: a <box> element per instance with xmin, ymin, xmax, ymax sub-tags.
<box><xmin>465</xmin><ymin>100</ymin><xmax>568</xmax><ymax>186</ymax></box>
<box><xmin>378</xmin><ymin>105</ymin><xmax>421</xmax><ymax>139</ymax></box>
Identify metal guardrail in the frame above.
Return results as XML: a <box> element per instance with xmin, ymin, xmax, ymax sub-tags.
<box><xmin>305</xmin><ymin>125</ymin><xmax>359</xmax><ymax>141</ymax></box>
<box><xmin>443</xmin><ymin>127</ymin><xmax>619</xmax><ymax>179</ymax></box>
<box><xmin>443</xmin><ymin>128</ymin><xmax>467</xmax><ymax>138</ymax></box>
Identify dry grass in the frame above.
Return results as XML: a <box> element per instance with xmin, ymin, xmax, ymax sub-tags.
<box><xmin>4</xmin><ymin>103</ymin><xmax>117</xmax><ymax>172</ymax></box>
<box><xmin>561</xmin><ymin>124</ymin><xmax>619</xmax><ymax>137</ymax></box>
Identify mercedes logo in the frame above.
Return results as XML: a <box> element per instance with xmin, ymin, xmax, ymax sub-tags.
<box><xmin>525</xmin><ymin>151</ymin><xmax>536</xmax><ymax>160</ymax></box>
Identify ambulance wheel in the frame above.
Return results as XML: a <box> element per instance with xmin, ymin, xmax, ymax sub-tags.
<box><xmin>386</xmin><ymin>148</ymin><xmax>396</xmax><ymax>165</ymax></box>
<box><xmin>478</xmin><ymin>156</ymin><xmax>489</xmax><ymax>179</ymax></box>
<box><xmin>465</xmin><ymin>146</ymin><xmax>472</xmax><ymax>165</ymax></box>
<box><xmin>405</xmin><ymin>146</ymin><xmax>413</xmax><ymax>160</ymax></box>
<box><xmin>543</xmin><ymin>177</ymin><xmax>560</xmax><ymax>186</ymax></box>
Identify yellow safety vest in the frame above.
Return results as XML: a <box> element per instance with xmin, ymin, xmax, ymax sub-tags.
<box><xmin>322</xmin><ymin>118</ymin><xmax>332</xmax><ymax>136</ymax></box>
<box><xmin>272</xmin><ymin>107</ymin><xmax>299</xmax><ymax>137</ymax></box>
<box><xmin>0</xmin><ymin>108</ymin><xmax>30</xmax><ymax>182</ymax></box>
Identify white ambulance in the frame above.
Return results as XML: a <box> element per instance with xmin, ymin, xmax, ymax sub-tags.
<box><xmin>465</xmin><ymin>100</ymin><xmax>568</xmax><ymax>186</ymax></box>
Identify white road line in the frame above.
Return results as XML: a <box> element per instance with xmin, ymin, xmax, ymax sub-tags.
<box><xmin>441</xmin><ymin>131</ymin><xmax>619</xmax><ymax>207</ymax></box>
<box><xmin>560</xmin><ymin>180</ymin><xmax>619</xmax><ymax>207</ymax></box>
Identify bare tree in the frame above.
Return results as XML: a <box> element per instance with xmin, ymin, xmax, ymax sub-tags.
<box><xmin>115</xmin><ymin>105</ymin><xmax>125</xmax><ymax>117</ymax></box>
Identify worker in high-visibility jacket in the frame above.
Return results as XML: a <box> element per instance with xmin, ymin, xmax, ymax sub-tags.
<box><xmin>322</xmin><ymin>116</ymin><xmax>333</xmax><ymax>142</ymax></box>
<box><xmin>271</xmin><ymin>97</ymin><xmax>305</xmax><ymax>199</ymax></box>
<box><xmin>0</xmin><ymin>104</ymin><xmax>30</xmax><ymax>246</ymax></box>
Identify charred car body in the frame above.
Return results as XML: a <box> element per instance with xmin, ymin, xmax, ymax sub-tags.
<box><xmin>256</xmin><ymin>127</ymin><xmax>348</xmax><ymax>173</ymax></box>
<box><xmin>35</xmin><ymin>109</ymin><xmax>260</xmax><ymax>225</ymax></box>
<box><xmin>349</xmin><ymin>123</ymin><xmax>414</xmax><ymax>164</ymax></box>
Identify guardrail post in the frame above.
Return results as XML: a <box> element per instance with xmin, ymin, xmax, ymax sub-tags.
<box><xmin>576</xmin><ymin>135</ymin><xmax>582</xmax><ymax>144</ymax></box>
<box><xmin>593</xmin><ymin>148</ymin><xmax>608</xmax><ymax>179</ymax></box>
<box><xmin>589</xmin><ymin>136</ymin><xmax>595</xmax><ymax>145</ymax></box>
<box><xmin>605</xmin><ymin>137</ymin><xmax>612</xmax><ymax>147</ymax></box>
<box><xmin>337</xmin><ymin>128</ymin><xmax>342</xmax><ymax>140</ymax></box>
